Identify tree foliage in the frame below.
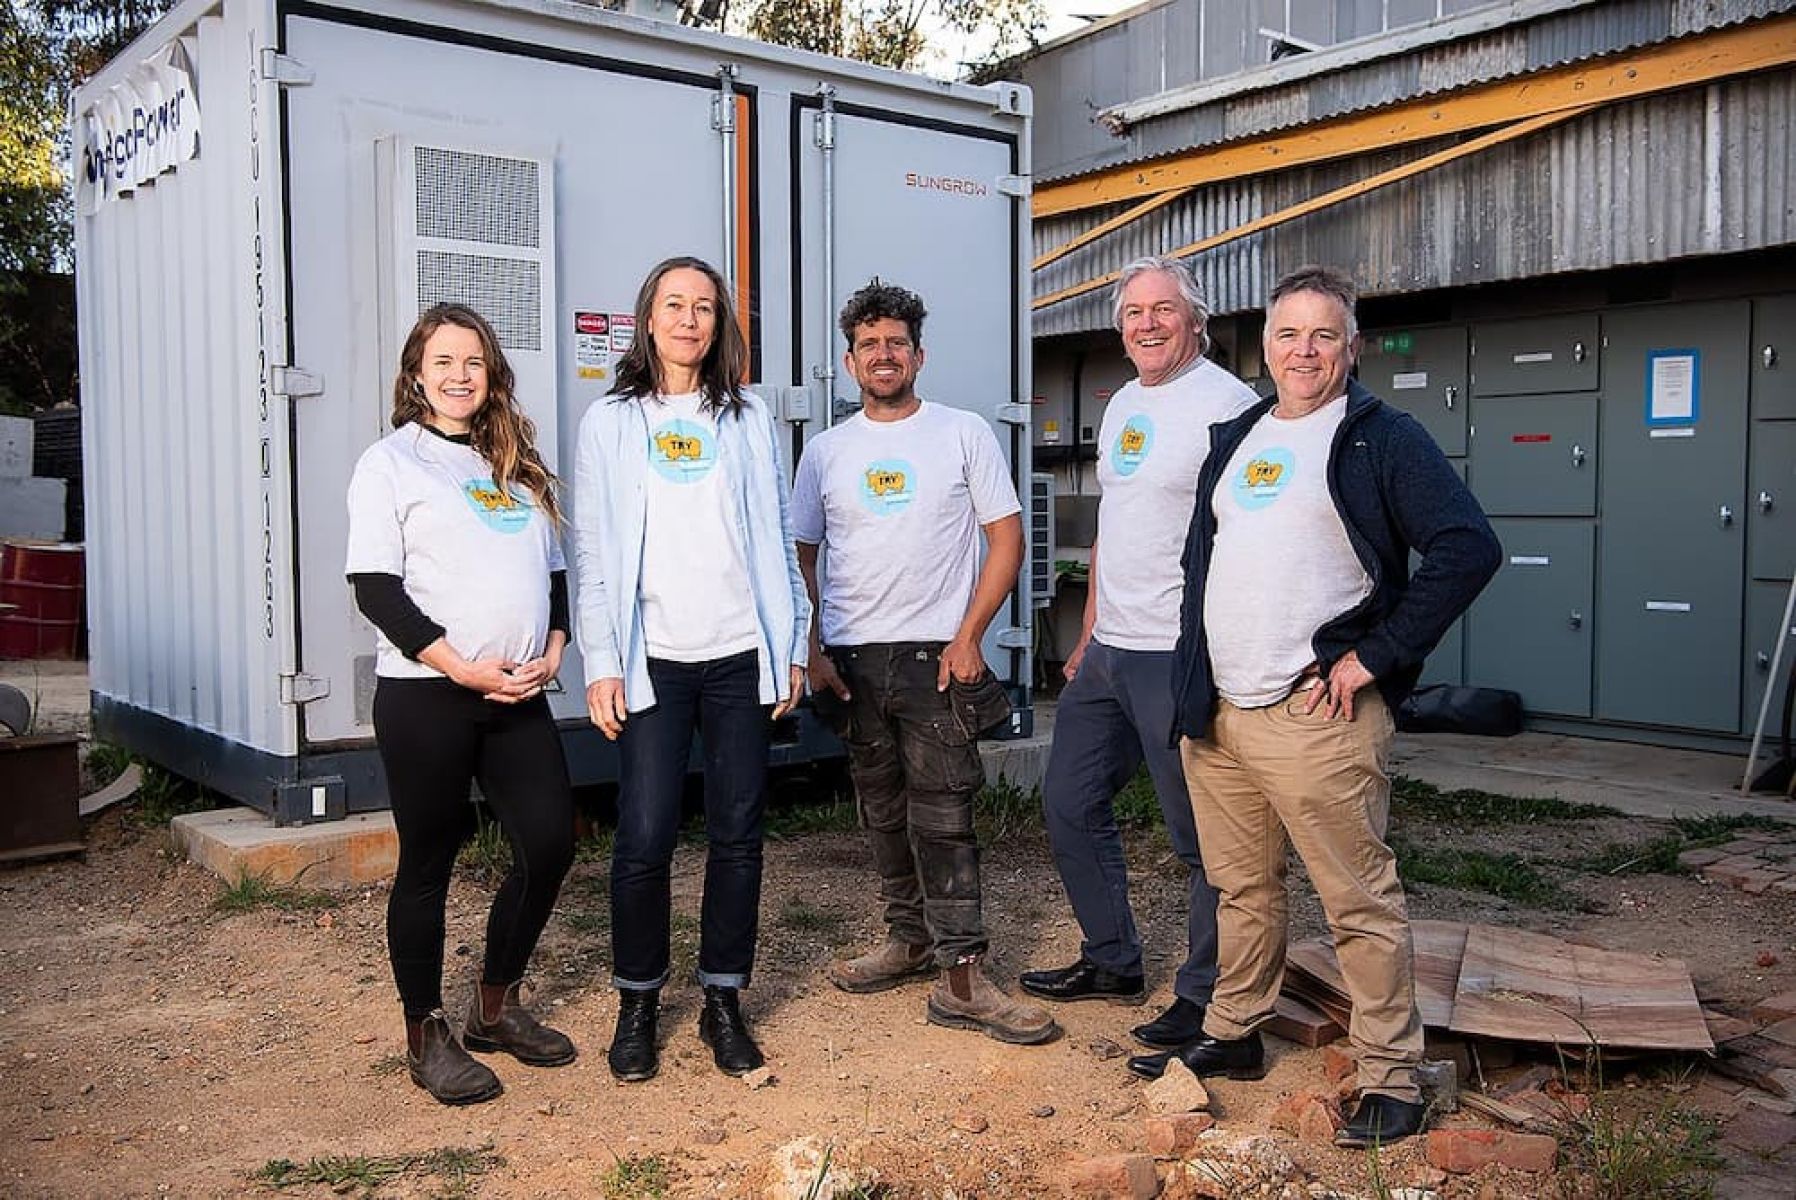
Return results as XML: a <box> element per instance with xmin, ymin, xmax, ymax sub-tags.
<box><xmin>737</xmin><ymin>0</ymin><xmax>1044</xmax><ymax>75</ymax></box>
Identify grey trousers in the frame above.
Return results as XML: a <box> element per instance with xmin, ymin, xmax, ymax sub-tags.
<box><xmin>1041</xmin><ymin>640</ymin><xmax>1219</xmax><ymax>1002</ymax></box>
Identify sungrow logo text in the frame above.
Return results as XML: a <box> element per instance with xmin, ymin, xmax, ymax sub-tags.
<box><xmin>905</xmin><ymin>172</ymin><xmax>989</xmax><ymax>197</ymax></box>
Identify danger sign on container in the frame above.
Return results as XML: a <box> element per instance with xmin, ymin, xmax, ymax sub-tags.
<box><xmin>575</xmin><ymin>310</ymin><xmax>611</xmax><ymax>380</ymax></box>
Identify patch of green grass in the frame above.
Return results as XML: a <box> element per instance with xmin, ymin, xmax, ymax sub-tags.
<box><xmin>777</xmin><ymin>896</ymin><xmax>845</xmax><ymax>936</ymax></box>
<box><xmin>127</xmin><ymin>762</ymin><xmax>218</xmax><ymax>829</ymax></box>
<box><xmin>1560</xmin><ymin>834</ymin><xmax>1691</xmax><ymax>877</ymax></box>
<box><xmin>457</xmin><ymin>809</ymin><xmax>512</xmax><ymax>886</ymax></box>
<box><xmin>212</xmin><ymin>870</ymin><xmax>340</xmax><ymax>915</ymax></box>
<box><xmin>367</xmin><ymin>1054</ymin><xmax>407</xmax><ymax>1077</ymax></box>
<box><xmin>255</xmin><ymin>1142</ymin><xmax>502</xmax><ymax>1198</ymax></box>
<box><xmin>83</xmin><ymin>741</ymin><xmax>133</xmax><ymax>789</ymax></box>
<box><xmin>1392</xmin><ymin>776</ymin><xmax>1613</xmax><ymax>825</ymax></box>
<box><xmin>1672</xmin><ymin>812</ymin><xmax>1791</xmax><ymax>845</ymax></box>
<box><xmin>973</xmin><ymin>777</ymin><xmax>1040</xmax><ymax>841</ymax></box>
<box><xmin>1558</xmin><ymin>1095</ymin><xmax>1721</xmax><ymax>1198</ymax></box>
<box><xmin>766</xmin><ymin>795</ymin><xmax>860</xmax><ymax>837</ymax></box>
<box><xmin>600</xmin><ymin>1152</ymin><xmax>672</xmax><ymax>1199</ymax></box>
<box><xmin>1113</xmin><ymin>766</ymin><xmax>1162</xmax><ymax>829</ymax></box>
<box><xmin>1392</xmin><ymin>836</ymin><xmax>1578</xmax><ymax>908</ymax></box>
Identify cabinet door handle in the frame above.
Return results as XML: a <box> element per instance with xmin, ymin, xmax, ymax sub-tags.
<box><xmin>1571</xmin><ymin>444</ymin><xmax>1586</xmax><ymax>467</ymax></box>
<box><xmin>1573</xmin><ymin>340</ymin><xmax>1587</xmax><ymax>364</ymax></box>
<box><xmin>1444</xmin><ymin>385</ymin><xmax>1458</xmax><ymax>411</ymax></box>
<box><xmin>1760</xmin><ymin>651</ymin><xmax>1773</xmax><ymax>671</ymax></box>
<box><xmin>1569</xmin><ymin>611</ymin><xmax>1583</xmax><ymax>629</ymax></box>
<box><xmin>1720</xmin><ymin>505</ymin><xmax>1735</xmax><ymax>527</ymax></box>
<box><xmin>1765</xmin><ymin>344</ymin><xmax>1779</xmax><ymax>370</ymax></box>
<box><xmin>1760</xmin><ymin>490</ymin><xmax>1775</xmax><ymax>512</ymax></box>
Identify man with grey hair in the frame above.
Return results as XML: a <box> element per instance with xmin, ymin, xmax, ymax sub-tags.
<box><xmin>1021</xmin><ymin>256</ymin><xmax>1259</xmax><ymax>1053</ymax></box>
<box><xmin>1137</xmin><ymin>264</ymin><xmax>1498</xmax><ymax>1150</ymax></box>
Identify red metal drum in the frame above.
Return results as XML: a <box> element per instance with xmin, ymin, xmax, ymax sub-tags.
<box><xmin>0</xmin><ymin>543</ymin><xmax>85</xmax><ymax>659</ymax></box>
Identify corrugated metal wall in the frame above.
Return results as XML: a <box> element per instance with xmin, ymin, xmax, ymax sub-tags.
<box><xmin>76</xmin><ymin>5</ymin><xmax>290</xmax><ymax>754</ymax></box>
<box><xmin>1034</xmin><ymin>69</ymin><xmax>1796</xmax><ymax>334</ymax></box>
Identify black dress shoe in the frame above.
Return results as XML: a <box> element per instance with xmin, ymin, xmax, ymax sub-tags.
<box><xmin>1128</xmin><ymin>1032</ymin><xmax>1266</xmax><ymax>1081</ymax></box>
<box><xmin>1335</xmin><ymin>1093</ymin><xmax>1426</xmax><ymax>1148</ymax></box>
<box><xmin>606</xmin><ymin>988</ymin><xmax>659</xmax><ymax>1082</ymax></box>
<box><xmin>1131</xmin><ymin>996</ymin><xmax>1206</xmax><ymax>1049</ymax></box>
<box><xmin>698</xmin><ymin>985</ymin><xmax>765</xmax><ymax>1076</ymax></box>
<box><xmin>1018</xmin><ymin>959</ymin><xmax>1146</xmax><ymax>1005</ymax></box>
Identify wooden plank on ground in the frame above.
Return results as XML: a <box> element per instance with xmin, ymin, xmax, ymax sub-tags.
<box><xmin>1448</xmin><ymin>925</ymin><xmax>1713</xmax><ymax>1051</ymax></box>
<box><xmin>1281</xmin><ymin>921</ymin><xmax>1466</xmax><ymax>1031</ymax></box>
<box><xmin>1267</xmin><ymin>994</ymin><xmax>1346</xmax><ymax>1048</ymax></box>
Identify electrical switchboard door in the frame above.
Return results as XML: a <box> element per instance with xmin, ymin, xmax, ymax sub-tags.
<box><xmin>1358</xmin><ymin>326</ymin><xmax>1467</xmax><ymax>456</ymax></box>
<box><xmin>1749</xmin><ymin>421</ymin><xmax>1796</xmax><ymax>582</ymax></box>
<box><xmin>1753</xmin><ymin>296</ymin><xmax>1796</xmax><ymax>420</ymax></box>
<box><xmin>1471</xmin><ymin>315</ymin><xmax>1600</xmax><ymax>397</ymax></box>
<box><xmin>1468</xmin><ymin>395</ymin><xmax>1597</xmax><ymax>517</ymax></box>
<box><xmin>1596</xmin><ymin>302</ymin><xmax>1749</xmax><ymax>732</ymax></box>
<box><xmin>1745</xmin><ymin>580</ymin><xmax>1796</xmax><ymax>742</ymax></box>
<box><xmin>1465</xmin><ymin>520</ymin><xmax>1594</xmax><ymax>717</ymax></box>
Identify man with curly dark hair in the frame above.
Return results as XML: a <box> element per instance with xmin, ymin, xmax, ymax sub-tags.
<box><xmin>791</xmin><ymin>279</ymin><xmax>1057</xmax><ymax>1045</ymax></box>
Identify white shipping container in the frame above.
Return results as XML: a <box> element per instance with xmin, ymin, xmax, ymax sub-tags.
<box><xmin>73</xmin><ymin>0</ymin><xmax>1035</xmax><ymax>823</ymax></box>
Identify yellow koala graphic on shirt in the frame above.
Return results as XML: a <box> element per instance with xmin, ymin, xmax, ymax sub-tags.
<box><xmin>865</xmin><ymin>468</ymin><xmax>908</xmax><ymax>496</ymax></box>
<box><xmin>1119</xmin><ymin>426</ymin><xmax>1147</xmax><ymax>455</ymax></box>
<box><xmin>466</xmin><ymin>485</ymin><xmax>517</xmax><ymax>511</ymax></box>
<box><xmin>1244</xmin><ymin>459</ymin><xmax>1285</xmax><ymax>488</ymax></box>
<box><xmin>655</xmin><ymin>431</ymin><xmax>704</xmax><ymax>461</ymax></box>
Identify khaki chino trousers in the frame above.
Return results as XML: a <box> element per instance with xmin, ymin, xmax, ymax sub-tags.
<box><xmin>1180</xmin><ymin>688</ymin><xmax>1423</xmax><ymax>1101</ymax></box>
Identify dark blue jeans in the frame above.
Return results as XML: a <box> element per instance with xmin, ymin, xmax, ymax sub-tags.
<box><xmin>612</xmin><ymin>649</ymin><xmax>768</xmax><ymax>991</ymax></box>
<box><xmin>1041</xmin><ymin>640</ymin><xmax>1219</xmax><ymax>1003</ymax></box>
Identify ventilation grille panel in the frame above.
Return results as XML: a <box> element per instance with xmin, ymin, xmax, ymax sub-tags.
<box><xmin>417</xmin><ymin>251</ymin><xmax>542</xmax><ymax>351</ymax></box>
<box><xmin>414</xmin><ymin>146</ymin><xmax>540</xmax><ymax>248</ymax></box>
<box><xmin>1030</xmin><ymin>472</ymin><xmax>1054</xmax><ymax>609</ymax></box>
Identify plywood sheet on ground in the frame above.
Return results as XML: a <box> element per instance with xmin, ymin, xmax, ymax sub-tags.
<box><xmin>1448</xmin><ymin>925</ymin><xmax>1713</xmax><ymax>1051</ymax></box>
<box><xmin>1283</xmin><ymin>921</ymin><xmax>1466</xmax><ymax>1031</ymax></box>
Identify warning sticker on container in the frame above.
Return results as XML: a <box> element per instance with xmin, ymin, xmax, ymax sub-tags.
<box><xmin>1513</xmin><ymin>351</ymin><xmax>1554</xmax><ymax>364</ymax></box>
<box><xmin>1645</xmin><ymin>601</ymin><xmax>1693</xmax><ymax>613</ymax></box>
<box><xmin>1391</xmin><ymin>372</ymin><xmax>1428</xmax><ymax>391</ymax></box>
<box><xmin>1649</xmin><ymin>428</ymin><xmax>1696</xmax><ymax>439</ymax></box>
<box><xmin>1513</xmin><ymin>434</ymin><xmax>1552</xmax><ymax>443</ymax></box>
<box><xmin>574</xmin><ymin>310</ymin><xmax>611</xmax><ymax>381</ymax></box>
<box><xmin>1647</xmin><ymin>350</ymin><xmax>1699</xmax><ymax>425</ymax></box>
<box><xmin>611</xmin><ymin>314</ymin><xmax>636</xmax><ymax>354</ymax></box>
<box><xmin>1510</xmin><ymin>555</ymin><xmax>1551</xmax><ymax>566</ymax></box>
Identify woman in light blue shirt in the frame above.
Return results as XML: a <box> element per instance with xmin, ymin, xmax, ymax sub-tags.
<box><xmin>573</xmin><ymin>255</ymin><xmax>808</xmax><ymax>1084</ymax></box>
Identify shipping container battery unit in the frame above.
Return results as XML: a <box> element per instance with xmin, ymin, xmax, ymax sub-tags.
<box><xmin>72</xmin><ymin>0</ymin><xmax>1036</xmax><ymax>823</ymax></box>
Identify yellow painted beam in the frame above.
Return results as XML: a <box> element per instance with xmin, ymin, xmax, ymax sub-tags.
<box><xmin>1033</xmin><ymin>104</ymin><xmax>1597</xmax><ymax>312</ymax></box>
<box><xmin>1033</xmin><ymin>187</ymin><xmax>1195</xmax><ymax>270</ymax></box>
<box><xmin>1033</xmin><ymin>12</ymin><xmax>1796</xmax><ymax>220</ymax></box>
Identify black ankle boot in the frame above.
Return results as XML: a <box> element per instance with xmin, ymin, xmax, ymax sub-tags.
<box><xmin>698</xmin><ymin>985</ymin><xmax>764</xmax><ymax>1076</ymax></box>
<box><xmin>606</xmin><ymin>989</ymin><xmax>660</xmax><ymax>1082</ymax></box>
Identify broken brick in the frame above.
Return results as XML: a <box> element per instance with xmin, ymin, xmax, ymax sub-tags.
<box><xmin>1721</xmin><ymin>1106</ymin><xmax>1796</xmax><ymax>1155</ymax></box>
<box><xmin>1061</xmin><ymin>1154</ymin><xmax>1159</xmax><ymax>1199</ymax></box>
<box><xmin>1269</xmin><ymin>1091</ymin><xmax>1342</xmax><ymax>1144</ymax></box>
<box><xmin>1753</xmin><ymin>992</ymin><xmax>1796</xmax><ymax>1024</ymax></box>
<box><xmin>1320</xmin><ymin>1044</ymin><xmax>1357</xmax><ymax>1085</ymax></box>
<box><xmin>1144</xmin><ymin>1111</ymin><xmax>1215</xmax><ymax>1158</ymax></box>
<box><xmin>1426</xmin><ymin>1128</ymin><xmax>1559</xmax><ymax>1174</ymax></box>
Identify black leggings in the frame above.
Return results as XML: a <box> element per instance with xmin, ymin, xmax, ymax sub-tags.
<box><xmin>373</xmin><ymin>677</ymin><xmax>575</xmax><ymax>1019</ymax></box>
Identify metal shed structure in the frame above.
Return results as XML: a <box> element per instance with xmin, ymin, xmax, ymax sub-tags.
<box><xmin>1011</xmin><ymin>0</ymin><xmax>1796</xmax><ymax>748</ymax></box>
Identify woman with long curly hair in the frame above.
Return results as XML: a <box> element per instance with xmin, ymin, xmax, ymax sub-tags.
<box><xmin>345</xmin><ymin>303</ymin><xmax>577</xmax><ymax>1105</ymax></box>
<box><xmin>574</xmin><ymin>256</ymin><xmax>809</xmax><ymax>1082</ymax></box>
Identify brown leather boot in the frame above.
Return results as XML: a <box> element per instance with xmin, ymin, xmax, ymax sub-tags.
<box><xmin>407</xmin><ymin>1010</ymin><xmax>502</xmax><ymax>1105</ymax></box>
<box><xmin>928</xmin><ymin>956</ymin><xmax>1060</xmax><ymax>1045</ymax></box>
<box><xmin>828</xmin><ymin>940</ymin><xmax>935</xmax><ymax>993</ymax></box>
<box><xmin>463</xmin><ymin>981</ymin><xmax>577</xmax><ymax>1067</ymax></box>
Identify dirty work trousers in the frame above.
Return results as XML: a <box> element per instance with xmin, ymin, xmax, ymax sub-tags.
<box><xmin>833</xmin><ymin>643</ymin><xmax>987</xmax><ymax>962</ymax></box>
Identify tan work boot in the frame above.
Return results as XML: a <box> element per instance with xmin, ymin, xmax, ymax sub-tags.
<box><xmin>829</xmin><ymin>940</ymin><xmax>935</xmax><ymax>993</ymax></box>
<box><xmin>927</xmin><ymin>956</ymin><xmax>1060</xmax><ymax>1045</ymax></box>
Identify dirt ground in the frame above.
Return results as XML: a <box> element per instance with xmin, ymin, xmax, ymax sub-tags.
<box><xmin>3</xmin><ymin>736</ymin><xmax>1795</xmax><ymax>1200</ymax></box>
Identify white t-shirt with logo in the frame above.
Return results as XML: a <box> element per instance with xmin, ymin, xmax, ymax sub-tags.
<box><xmin>1205</xmin><ymin>395</ymin><xmax>1373</xmax><ymax>707</ymax></box>
<box><xmin>345</xmin><ymin>423</ymin><xmax>565</xmax><ymax>679</ymax></box>
<box><xmin>791</xmin><ymin>401</ymin><xmax>1021</xmax><ymax>646</ymax></box>
<box><xmin>637</xmin><ymin>391</ymin><xmax>760</xmax><ymax>662</ymax></box>
<box><xmin>1093</xmin><ymin>359</ymin><xmax>1260</xmax><ymax>651</ymax></box>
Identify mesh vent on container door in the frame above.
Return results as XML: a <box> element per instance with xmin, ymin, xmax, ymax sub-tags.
<box><xmin>413</xmin><ymin>146</ymin><xmax>540</xmax><ymax>248</ymax></box>
<box><xmin>417</xmin><ymin>251</ymin><xmax>542</xmax><ymax>351</ymax></box>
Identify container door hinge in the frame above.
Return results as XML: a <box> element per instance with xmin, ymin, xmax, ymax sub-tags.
<box><xmin>271</xmin><ymin>366</ymin><xmax>323</xmax><ymax>398</ymax></box>
<box><xmin>996</xmin><ymin>402</ymin><xmax>1031</xmax><ymax>426</ymax></box>
<box><xmin>997</xmin><ymin>174</ymin><xmax>1031</xmax><ymax>199</ymax></box>
<box><xmin>994</xmin><ymin>626</ymin><xmax>1031</xmax><ymax>650</ymax></box>
<box><xmin>279</xmin><ymin>673</ymin><xmax>330</xmax><ymax>705</ymax></box>
<box><xmin>259</xmin><ymin>50</ymin><xmax>314</xmax><ymax>87</ymax></box>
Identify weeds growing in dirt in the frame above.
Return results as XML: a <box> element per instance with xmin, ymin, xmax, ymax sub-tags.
<box><xmin>255</xmin><ymin>1142</ymin><xmax>502</xmax><ymax>1198</ymax></box>
<box><xmin>457</xmin><ymin>809</ymin><xmax>512</xmax><ymax>885</ymax></box>
<box><xmin>83</xmin><ymin>741</ymin><xmax>132</xmax><ymax>789</ymax></box>
<box><xmin>973</xmin><ymin>777</ymin><xmax>1039</xmax><ymax>841</ymax></box>
<box><xmin>767</xmin><ymin>795</ymin><xmax>860</xmax><ymax>837</ymax></box>
<box><xmin>1392</xmin><ymin>777</ymin><xmax>1614</xmax><ymax>824</ymax></box>
<box><xmin>1672</xmin><ymin>813</ymin><xmax>1791</xmax><ymax>843</ymax></box>
<box><xmin>126</xmin><ymin>762</ymin><xmax>218</xmax><ymax>829</ymax></box>
<box><xmin>600</xmin><ymin>1152</ymin><xmax>671</xmax><ymax>1199</ymax></box>
<box><xmin>1560</xmin><ymin>812</ymin><xmax>1792</xmax><ymax>878</ymax></box>
<box><xmin>777</xmin><ymin>896</ymin><xmax>845</xmax><ymax>937</ymax></box>
<box><xmin>367</xmin><ymin>1054</ymin><xmax>406</xmax><ymax>1076</ymax></box>
<box><xmin>1391</xmin><ymin>835</ymin><xmax>1579</xmax><ymax>908</ymax></box>
<box><xmin>212</xmin><ymin>870</ymin><xmax>339</xmax><ymax>915</ymax></box>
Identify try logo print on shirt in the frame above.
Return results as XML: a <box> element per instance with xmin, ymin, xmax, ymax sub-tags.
<box><xmin>648</xmin><ymin>418</ymin><xmax>719</xmax><ymax>484</ymax></box>
<box><xmin>1110</xmin><ymin>414</ymin><xmax>1154</xmax><ymax>477</ymax></box>
<box><xmin>858</xmin><ymin>459</ymin><xmax>917</xmax><ymax>515</ymax></box>
<box><xmin>461</xmin><ymin>479</ymin><xmax>532</xmax><ymax>533</ymax></box>
<box><xmin>1231</xmin><ymin>448</ymin><xmax>1296</xmax><ymax>512</ymax></box>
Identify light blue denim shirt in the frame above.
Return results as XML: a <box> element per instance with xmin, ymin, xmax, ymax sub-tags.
<box><xmin>573</xmin><ymin>389</ymin><xmax>810</xmax><ymax>711</ymax></box>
